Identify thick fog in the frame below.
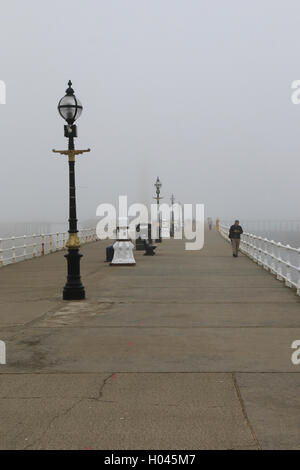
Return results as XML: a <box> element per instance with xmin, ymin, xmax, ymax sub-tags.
<box><xmin>0</xmin><ymin>0</ymin><xmax>300</xmax><ymax>225</ymax></box>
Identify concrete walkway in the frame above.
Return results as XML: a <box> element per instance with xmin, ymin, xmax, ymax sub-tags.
<box><xmin>0</xmin><ymin>229</ymin><xmax>299</xmax><ymax>449</ymax></box>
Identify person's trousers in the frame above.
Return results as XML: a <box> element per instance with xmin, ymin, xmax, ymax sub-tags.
<box><xmin>231</xmin><ymin>238</ymin><xmax>240</xmax><ymax>256</ymax></box>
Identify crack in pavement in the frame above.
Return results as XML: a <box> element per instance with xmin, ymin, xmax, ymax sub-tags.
<box><xmin>232</xmin><ymin>372</ymin><xmax>262</xmax><ymax>450</ymax></box>
<box><xmin>22</xmin><ymin>373</ymin><xmax>114</xmax><ymax>450</ymax></box>
<box><xmin>23</xmin><ymin>398</ymin><xmax>84</xmax><ymax>450</ymax></box>
<box><xmin>96</xmin><ymin>373</ymin><xmax>115</xmax><ymax>401</ymax></box>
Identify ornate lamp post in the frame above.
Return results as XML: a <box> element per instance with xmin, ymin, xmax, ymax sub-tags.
<box><xmin>53</xmin><ymin>81</ymin><xmax>90</xmax><ymax>300</ymax></box>
<box><xmin>153</xmin><ymin>177</ymin><xmax>163</xmax><ymax>243</ymax></box>
<box><xmin>170</xmin><ymin>194</ymin><xmax>175</xmax><ymax>238</ymax></box>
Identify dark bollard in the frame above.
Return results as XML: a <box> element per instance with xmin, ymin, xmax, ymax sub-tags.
<box><xmin>144</xmin><ymin>240</ymin><xmax>157</xmax><ymax>256</ymax></box>
<box><xmin>136</xmin><ymin>236</ymin><xmax>145</xmax><ymax>251</ymax></box>
<box><xmin>135</xmin><ymin>223</ymin><xmax>157</xmax><ymax>255</ymax></box>
<box><xmin>135</xmin><ymin>224</ymin><xmax>145</xmax><ymax>251</ymax></box>
<box><xmin>106</xmin><ymin>244</ymin><xmax>114</xmax><ymax>262</ymax></box>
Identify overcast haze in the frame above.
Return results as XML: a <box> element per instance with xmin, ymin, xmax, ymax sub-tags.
<box><xmin>1</xmin><ymin>0</ymin><xmax>300</xmax><ymax>224</ymax></box>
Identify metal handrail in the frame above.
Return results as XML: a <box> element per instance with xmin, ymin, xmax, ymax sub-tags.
<box><xmin>0</xmin><ymin>228</ymin><xmax>97</xmax><ymax>267</ymax></box>
<box><xmin>219</xmin><ymin>223</ymin><xmax>300</xmax><ymax>294</ymax></box>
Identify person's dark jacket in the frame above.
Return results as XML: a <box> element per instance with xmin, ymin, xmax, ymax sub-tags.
<box><xmin>229</xmin><ymin>225</ymin><xmax>243</xmax><ymax>239</ymax></box>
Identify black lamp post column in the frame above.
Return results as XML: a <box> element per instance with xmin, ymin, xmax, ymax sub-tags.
<box><xmin>53</xmin><ymin>81</ymin><xmax>90</xmax><ymax>301</ymax></box>
<box><xmin>153</xmin><ymin>177</ymin><xmax>163</xmax><ymax>243</ymax></box>
<box><xmin>170</xmin><ymin>194</ymin><xmax>175</xmax><ymax>238</ymax></box>
<box><xmin>64</xmin><ymin>127</ymin><xmax>84</xmax><ymax>300</ymax></box>
<box><xmin>156</xmin><ymin>195</ymin><xmax>161</xmax><ymax>243</ymax></box>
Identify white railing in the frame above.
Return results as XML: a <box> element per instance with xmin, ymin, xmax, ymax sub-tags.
<box><xmin>0</xmin><ymin>228</ymin><xmax>97</xmax><ymax>267</ymax></box>
<box><xmin>219</xmin><ymin>224</ymin><xmax>300</xmax><ymax>295</ymax></box>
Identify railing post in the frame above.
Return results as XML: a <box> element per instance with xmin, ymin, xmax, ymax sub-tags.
<box><xmin>12</xmin><ymin>237</ymin><xmax>16</xmax><ymax>263</ymax></box>
<box><xmin>285</xmin><ymin>245</ymin><xmax>292</xmax><ymax>287</ymax></box>
<box><xmin>49</xmin><ymin>234</ymin><xmax>53</xmax><ymax>254</ymax></box>
<box><xmin>33</xmin><ymin>234</ymin><xmax>37</xmax><ymax>257</ymax></box>
<box><xmin>297</xmin><ymin>248</ymin><xmax>300</xmax><ymax>295</ymax></box>
<box><xmin>277</xmin><ymin>242</ymin><xmax>284</xmax><ymax>281</ymax></box>
<box><xmin>257</xmin><ymin>236</ymin><xmax>262</xmax><ymax>266</ymax></box>
<box><xmin>23</xmin><ymin>235</ymin><xmax>27</xmax><ymax>260</ymax></box>
<box><xmin>247</xmin><ymin>232</ymin><xmax>251</xmax><ymax>258</ymax></box>
<box><xmin>270</xmin><ymin>240</ymin><xmax>276</xmax><ymax>274</ymax></box>
<box><xmin>260</xmin><ymin>237</ymin><xmax>265</xmax><ymax>267</ymax></box>
<box><xmin>256</xmin><ymin>235</ymin><xmax>260</xmax><ymax>262</ymax></box>
<box><xmin>0</xmin><ymin>239</ymin><xmax>3</xmax><ymax>268</ymax></box>
<box><xmin>253</xmin><ymin>235</ymin><xmax>258</xmax><ymax>263</ymax></box>
<box><xmin>262</xmin><ymin>238</ymin><xmax>268</xmax><ymax>270</ymax></box>
<box><xmin>247</xmin><ymin>233</ymin><xmax>251</xmax><ymax>255</ymax></box>
<box><xmin>240</xmin><ymin>234</ymin><xmax>245</xmax><ymax>253</ymax></box>
<box><xmin>41</xmin><ymin>234</ymin><xmax>45</xmax><ymax>256</ymax></box>
<box><xmin>248</xmin><ymin>234</ymin><xmax>253</xmax><ymax>259</ymax></box>
<box><xmin>252</xmin><ymin>235</ymin><xmax>255</xmax><ymax>261</ymax></box>
<box><xmin>62</xmin><ymin>232</ymin><xmax>66</xmax><ymax>249</ymax></box>
<box><xmin>244</xmin><ymin>233</ymin><xmax>249</xmax><ymax>255</ymax></box>
<box><xmin>56</xmin><ymin>232</ymin><xmax>60</xmax><ymax>251</ymax></box>
<box><xmin>261</xmin><ymin>236</ymin><xmax>265</xmax><ymax>264</ymax></box>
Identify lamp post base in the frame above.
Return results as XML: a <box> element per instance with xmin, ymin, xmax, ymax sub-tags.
<box><xmin>63</xmin><ymin>249</ymin><xmax>85</xmax><ymax>300</ymax></box>
<box><xmin>63</xmin><ymin>286</ymin><xmax>85</xmax><ymax>300</ymax></box>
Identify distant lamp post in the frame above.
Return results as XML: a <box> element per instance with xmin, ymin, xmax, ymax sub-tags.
<box><xmin>170</xmin><ymin>194</ymin><xmax>175</xmax><ymax>238</ymax></box>
<box><xmin>53</xmin><ymin>81</ymin><xmax>90</xmax><ymax>300</ymax></box>
<box><xmin>153</xmin><ymin>177</ymin><xmax>163</xmax><ymax>243</ymax></box>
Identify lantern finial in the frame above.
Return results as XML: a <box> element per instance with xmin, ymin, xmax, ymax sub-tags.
<box><xmin>66</xmin><ymin>80</ymin><xmax>74</xmax><ymax>95</ymax></box>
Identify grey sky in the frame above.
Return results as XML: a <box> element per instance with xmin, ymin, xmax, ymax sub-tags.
<box><xmin>0</xmin><ymin>0</ymin><xmax>300</xmax><ymax>223</ymax></box>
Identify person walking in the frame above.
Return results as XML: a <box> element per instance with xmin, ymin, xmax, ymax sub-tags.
<box><xmin>229</xmin><ymin>220</ymin><xmax>243</xmax><ymax>257</ymax></box>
